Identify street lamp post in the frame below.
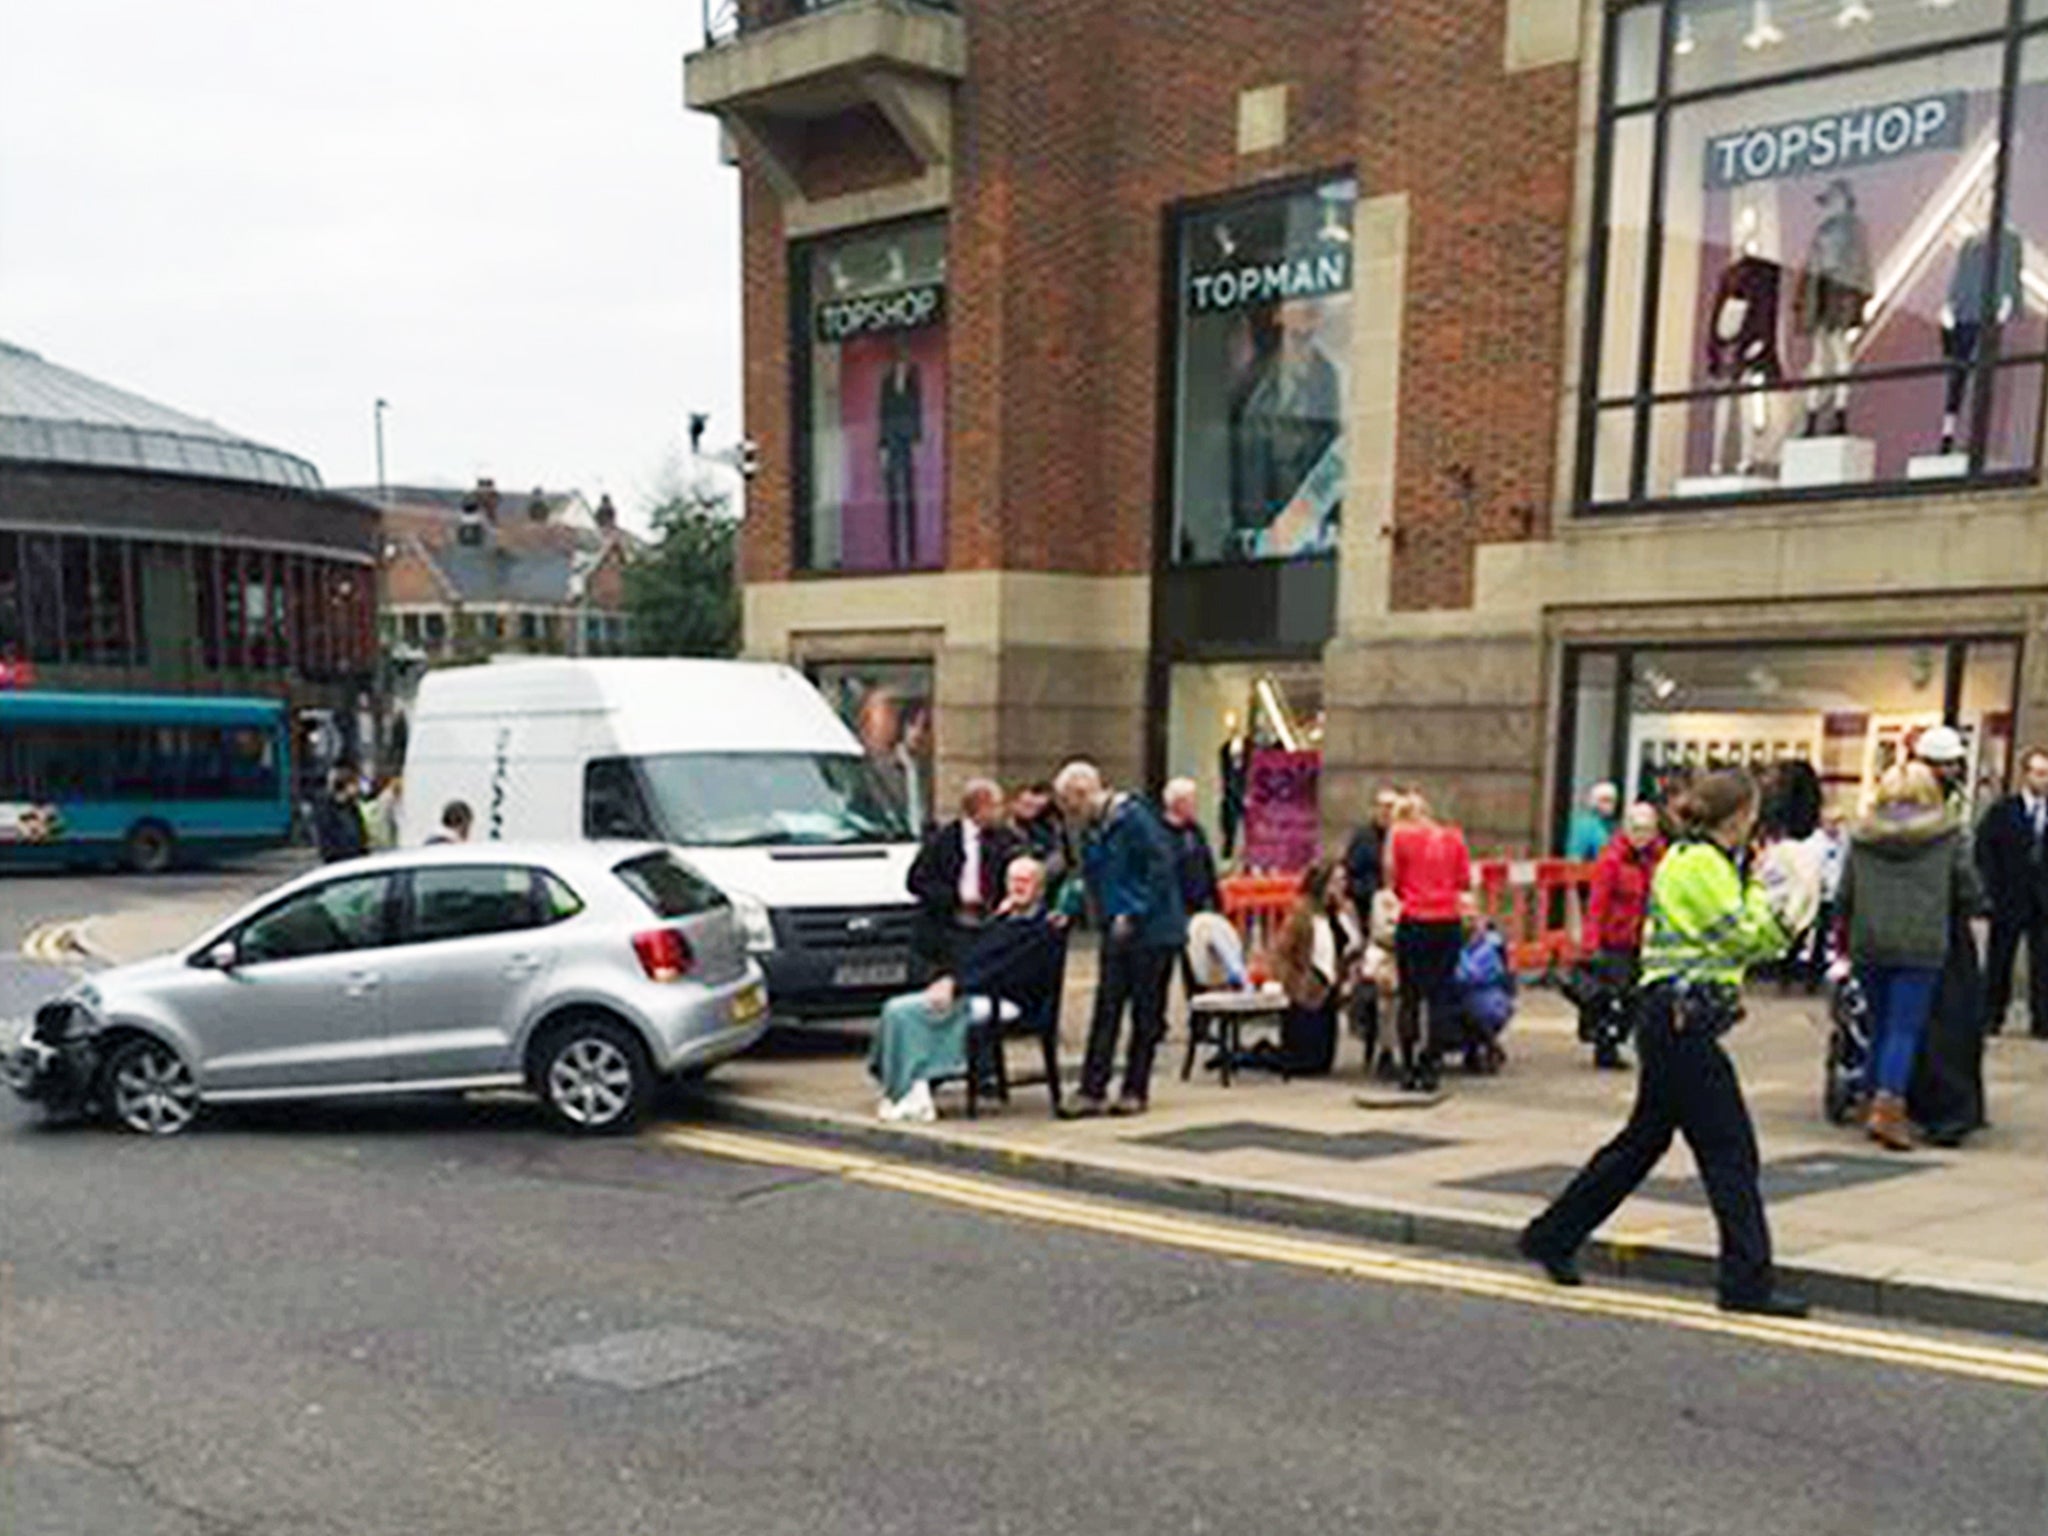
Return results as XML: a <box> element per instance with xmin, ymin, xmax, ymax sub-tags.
<box><xmin>374</xmin><ymin>398</ymin><xmax>390</xmax><ymax>502</ymax></box>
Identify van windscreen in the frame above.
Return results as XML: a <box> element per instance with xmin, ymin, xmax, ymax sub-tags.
<box><xmin>631</xmin><ymin>752</ymin><xmax>911</xmax><ymax>848</ymax></box>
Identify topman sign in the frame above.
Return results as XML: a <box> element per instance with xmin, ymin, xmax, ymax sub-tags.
<box><xmin>1705</xmin><ymin>92</ymin><xmax>1964</xmax><ymax>189</ymax></box>
<box><xmin>1187</xmin><ymin>248</ymin><xmax>1351</xmax><ymax>314</ymax></box>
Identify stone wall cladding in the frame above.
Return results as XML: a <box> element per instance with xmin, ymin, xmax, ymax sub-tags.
<box><xmin>736</xmin><ymin>0</ymin><xmax>1576</xmax><ymax>602</ymax></box>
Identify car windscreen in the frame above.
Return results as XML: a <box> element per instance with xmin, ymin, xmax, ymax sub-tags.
<box><xmin>632</xmin><ymin>752</ymin><xmax>912</xmax><ymax>849</ymax></box>
<box><xmin>613</xmin><ymin>850</ymin><xmax>731</xmax><ymax>917</ymax></box>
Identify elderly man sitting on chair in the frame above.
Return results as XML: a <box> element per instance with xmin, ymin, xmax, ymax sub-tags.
<box><xmin>870</xmin><ymin>856</ymin><xmax>1071</xmax><ymax>1122</ymax></box>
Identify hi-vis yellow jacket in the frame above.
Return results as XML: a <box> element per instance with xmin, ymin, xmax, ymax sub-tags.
<box><xmin>1641</xmin><ymin>841</ymin><xmax>1793</xmax><ymax>988</ymax></box>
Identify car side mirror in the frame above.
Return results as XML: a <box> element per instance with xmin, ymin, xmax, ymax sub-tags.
<box><xmin>200</xmin><ymin>939</ymin><xmax>240</xmax><ymax>972</ymax></box>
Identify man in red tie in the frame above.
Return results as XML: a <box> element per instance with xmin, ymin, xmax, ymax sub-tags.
<box><xmin>907</xmin><ymin>778</ymin><xmax>1020</xmax><ymax>983</ymax></box>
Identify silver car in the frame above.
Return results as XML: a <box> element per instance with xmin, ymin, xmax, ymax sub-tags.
<box><xmin>2</xmin><ymin>842</ymin><xmax>767</xmax><ymax>1136</ymax></box>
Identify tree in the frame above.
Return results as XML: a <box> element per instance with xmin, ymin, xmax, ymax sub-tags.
<box><xmin>624</xmin><ymin>474</ymin><xmax>740</xmax><ymax>658</ymax></box>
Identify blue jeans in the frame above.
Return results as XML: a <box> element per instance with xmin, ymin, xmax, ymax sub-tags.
<box><xmin>1856</xmin><ymin>963</ymin><xmax>1941</xmax><ymax>1098</ymax></box>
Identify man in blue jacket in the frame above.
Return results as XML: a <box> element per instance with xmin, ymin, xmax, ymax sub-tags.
<box><xmin>1055</xmin><ymin>760</ymin><xmax>1189</xmax><ymax>1117</ymax></box>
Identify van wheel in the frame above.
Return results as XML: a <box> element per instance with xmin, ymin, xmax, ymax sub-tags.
<box><xmin>124</xmin><ymin>822</ymin><xmax>175</xmax><ymax>875</ymax></box>
<box><xmin>534</xmin><ymin>1017</ymin><xmax>652</xmax><ymax>1136</ymax></box>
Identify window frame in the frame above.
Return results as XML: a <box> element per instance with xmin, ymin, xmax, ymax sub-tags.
<box><xmin>227</xmin><ymin>872</ymin><xmax>401</xmax><ymax>968</ymax></box>
<box><xmin>787</xmin><ymin>212</ymin><xmax>951</xmax><ymax>577</ymax></box>
<box><xmin>393</xmin><ymin>863</ymin><xmax>576</xmax><ymax>948</ymax></box>
<box><xmin>1576</xmin><ymin>0</ymin><xmax>2048</xmax><ymax>514</ymax></box>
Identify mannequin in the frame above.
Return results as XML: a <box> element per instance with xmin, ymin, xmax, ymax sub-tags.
<box><xmin>1706</xmin><ymin>206</ymin><xmax>1784</xmax><ymax>476</ymax></box>
<box><xmin>1938</xmin><ymin>220</ymin><xmax>2023</xmax><ymax>455</ymax></box>
<box><xmin>1218</xmin><ymin>711</ymin><xmax>1250</xmax><ymax>860</ymax></box>
<box><xmin>1796</xmin><ymin>178</ymin><xmax>1873</xmax><ymax>438</ymax></box>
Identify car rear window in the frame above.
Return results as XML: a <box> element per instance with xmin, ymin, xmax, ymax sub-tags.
<box><xmin>612</xmin><ymin>851</ymin><xmax>728</xmax><ymax>918</ymax></box>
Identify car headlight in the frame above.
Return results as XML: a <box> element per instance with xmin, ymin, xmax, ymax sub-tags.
<box><xmin>729</xmin><ymin>892</ymin><xmax>776</xmax><ymax>954</ymax></box>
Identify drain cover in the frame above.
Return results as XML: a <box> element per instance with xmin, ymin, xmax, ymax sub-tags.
<box><xmin>541</xmin><ymin>1324</ymin><xmax>766</xmax><ymax>1391</ymax></box>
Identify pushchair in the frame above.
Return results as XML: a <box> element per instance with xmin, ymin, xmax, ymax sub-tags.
<box><xmin>1559</xmin><ymin>954</ymin><xmax>1635</xmax><ymax>1070</ymax></box>
<box><xmin>1822</xmin><ymin>971</ymin><xmax>1872</xmax><ymax>1126</ymax></box>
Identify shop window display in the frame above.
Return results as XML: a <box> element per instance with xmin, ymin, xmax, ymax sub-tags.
<box><xmin>809</xmin><ymin>659</ymin><xmax>935</xmax><ymax>836</ymax></box>
<box><xmin>1584</xmin><ymin>1</ymin><xmax>2048</xmax><ymax>507</ymax></box>
<box><xmin>1557</xmin><ymin>639</ymin><xmax>2023</xmax><ymax>850</ymax></box>
<box><xmin>796</xmin><ymin>222</ymin><xmax>946</xmax><ymax>573</ymax></box>
<box><xmin>1170</xmin><ymin>177</ymin><xmax>1358</xmax><ymax>564</ymax></box>
<box><xmin>1166</xmin><ymin>661</ymin><xmax>1325</xmax><ymax>869</ymax></box>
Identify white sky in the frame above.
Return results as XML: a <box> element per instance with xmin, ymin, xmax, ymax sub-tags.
<box><xmin>0</xmin><ymin>0</ymin><xmax>742</xmax><ymax>527</ymax></box>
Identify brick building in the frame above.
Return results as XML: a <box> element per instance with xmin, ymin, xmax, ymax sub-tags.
<box><xmin>688</xmin><ymin>0</ymin><xmax>2048</xmax><ymax>856</ymax></box>
<box><xmin>359</xmin><ymin>480</ymin><xmax>636</xmax><ymax>665</ymax></box>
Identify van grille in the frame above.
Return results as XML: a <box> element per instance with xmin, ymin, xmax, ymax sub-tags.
<box><xmin>773</xmin><ymin>906</ymin><xmax>917</xmax><ymax>952</ymax></box>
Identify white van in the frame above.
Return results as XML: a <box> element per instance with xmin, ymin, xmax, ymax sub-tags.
<box><xmin>400</xmin><ymin>659</ymin><xmax>919</xmax><ymax>1029</ymax></box>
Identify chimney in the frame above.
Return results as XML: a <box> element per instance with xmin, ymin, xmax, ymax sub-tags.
<box><xmin>595</xmin><ymin>493</ymin><xmax>618</xmax><ymax>531</ymax></box>
<box><xmin>527</xmin><ymin>486</ymin><xmax>550</xmax><ymax>522</ymax></box>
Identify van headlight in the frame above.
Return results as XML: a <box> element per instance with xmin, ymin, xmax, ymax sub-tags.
<box><xmin>729</xmin><ymin>892</ymin><xmax>776</xmax><ymax>954</ymax></box>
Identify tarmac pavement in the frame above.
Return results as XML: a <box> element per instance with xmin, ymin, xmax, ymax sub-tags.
<box><xmin>50</xmin><ymin>876</ymin><xmax>2048</xmax><ymax>1340</ymax></box>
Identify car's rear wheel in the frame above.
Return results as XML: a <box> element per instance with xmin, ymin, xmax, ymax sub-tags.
<box><xmin>124</xmin><ymin>821</ymin><xmax>175</xmax><ymax>875</ymax></box>
<box><xmin>534</xmin><ymin>1017</ymin><xmax>652</xmax><ymax>1136</ymax></box>
<box><xmin>103</xmin><ymin>1037</ymin><xmax>199</xmax><ymax>1136</ymax></box>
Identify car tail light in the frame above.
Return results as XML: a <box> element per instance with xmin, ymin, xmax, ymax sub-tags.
<box><xmin>631</xmin><ymin>927</ymin><xmax>695</xmax><ymax>982</ymax></box>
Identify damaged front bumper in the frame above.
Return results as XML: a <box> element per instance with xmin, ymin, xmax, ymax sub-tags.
<box><xmin>2</xmin><ymin>999</ymin><xmax>103</xmax><ymax>1116</ymax></box>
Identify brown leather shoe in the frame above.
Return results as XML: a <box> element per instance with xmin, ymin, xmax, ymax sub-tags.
<box><xmin>1866</xmin><ymin>1092</ymin><xmax>1914</xmax><ymax>1152</ymax></box>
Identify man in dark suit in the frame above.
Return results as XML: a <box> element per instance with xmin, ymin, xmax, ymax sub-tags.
<box><xmin>907</xmin><ymin>778</ymin><xmax>1020</xmax><ymax>982</ymax></box>
<box><xmin>1977</xmin><ymin>746</ymin><xmax>2048</xmax><ymax>1038</ymax></box>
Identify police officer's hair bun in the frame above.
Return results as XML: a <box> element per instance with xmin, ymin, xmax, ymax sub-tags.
<box><xmin>1670</xmin><ymin>770</ymin><xmax>1759</xmax><ymax>837</ymax></box>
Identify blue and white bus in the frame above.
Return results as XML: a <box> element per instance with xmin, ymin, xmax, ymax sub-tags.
<box><xmin>0</xmin><ymin>692</ymin><xmax>293</xmax><ymax>873</ymax></box>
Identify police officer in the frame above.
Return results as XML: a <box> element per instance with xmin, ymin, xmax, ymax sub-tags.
<box><xmin>1519</xmin><ymin>769</ymin><xmax>1816</xmax><ymax>1318</ymax></box>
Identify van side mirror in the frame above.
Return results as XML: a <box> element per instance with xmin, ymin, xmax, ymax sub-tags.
<box><xmin>200</xmin><ymin>939</ymin><xmax>240</xmax><ymax>972</ymax></box>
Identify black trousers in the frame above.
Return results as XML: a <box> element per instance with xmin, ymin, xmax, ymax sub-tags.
<box><xmin>1394</xmin><ymin>920</ymin><xmax>1463</xmax><ymax>1067</ymax></box>
<box><xmin>883</xmin><ymin>449</ymin><xmax>918</xmax><ymax>567</ymax></box>
<box><xmin>1524</xmin><ymin>988</ymin><xmax>1775</xmax><ymax>1306</ymax></box>
<box><xmin>1081</xmin><ymin>941</ymin><xmax>1176</xmax><ymax>1103</ymax></box>
<box><xmin>1281</xmin><ymin>1001</ymin><xmax>1339</xmax><ymax>1076</ymax></box>
<box><xmin>1986</xmin><ymin>905</ymin><xmax>2048</xmax><ymax>1036</ymax></box>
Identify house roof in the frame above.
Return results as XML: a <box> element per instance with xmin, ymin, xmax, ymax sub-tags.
<box><xmin>390</xmin><ymin>530</ymin><xmax>629</xmax><ymax>610</ymax></box>
<box><xmin>0</xmin><ymin>339</ymin><xmax>323</xmax><ymax>490</ymax></box>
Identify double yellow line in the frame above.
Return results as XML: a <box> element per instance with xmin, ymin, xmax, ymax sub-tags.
<box><xmin>19</xmin><ymin>921</ymin><xmax>88</xmax><ymax>967</ymax></box>
<box><xmin>658</xmin><ymin>1126</ymin><xmax>2048</xmax><ymax>1391</ymax></box>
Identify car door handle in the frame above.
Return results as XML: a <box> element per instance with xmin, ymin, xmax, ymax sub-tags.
<box><xmin>344</xmin><ymin>971</ymin><xmax>381</xmax><ymax>999</ymax></box>
<box><xmin>505</xmin><ymin>954</ymin><xmax>543</xmax><ymax>979</ymax></box>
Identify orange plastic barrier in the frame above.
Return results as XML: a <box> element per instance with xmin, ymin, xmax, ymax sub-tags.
<box><xmin>1474</xmin><ymin>858</ymin><xmax>1597</xmax><ymax>974</ymax></box>
<box><xmin>1218</xmin><ymin>873</ymin><xmax>1299</xmax><ymax>961</ymax></box>
<box><xmin>1223</xmin><ymin>860</ymin><xmax>1596</xmax><ymax>977</ymax></box>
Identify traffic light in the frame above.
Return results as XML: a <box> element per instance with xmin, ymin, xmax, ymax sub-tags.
<box><xmin>688</xmin><ymin>412</ymin><xmax>709</xmax><ymax>455</ymax></box>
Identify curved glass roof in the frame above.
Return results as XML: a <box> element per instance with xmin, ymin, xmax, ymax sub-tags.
<box><xmin>0</xmin><ymin>340</ymin><xmax>323</xmax><ymax>491</ymax></box>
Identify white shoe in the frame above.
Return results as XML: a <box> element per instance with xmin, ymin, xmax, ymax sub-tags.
<box><xmin>877</xmin><ymin>1095</ymin><xmax>903</xmax><ymax>1123</ymax></box>
<box><xmin>902</xmin><ymin>1081</ymin><xmax>938</xmax><ymax>1123</ymax></box>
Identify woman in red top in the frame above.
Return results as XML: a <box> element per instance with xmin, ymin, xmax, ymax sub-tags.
<box><xmin>1579</xmin><ymin>802</ymin><xmax>1666</xmax><ymax>1070</ymax></box>
<box><xmin>1384</xmin><ymin>793</ymin><xmax>1473</xmax><ymax>1093</ymax></box>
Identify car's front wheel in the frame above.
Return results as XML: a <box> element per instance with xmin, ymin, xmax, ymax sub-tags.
<box><xmin>534</xmin><ymin>1017</ymin><xmax>653</xmax><ymax>1136</ymax></box>
<box><xmin>103</xmin><ymin>1037</ymin><xmax>200</xmax><ymax>1136</ymax></box>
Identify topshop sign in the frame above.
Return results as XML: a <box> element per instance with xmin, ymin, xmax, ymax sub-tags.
<box><xmin>1704</xmin><ymin>92</ymin><xmax>1964</xmax><ymax>189</ymax></box>
<box><xmin>815</xmin><ymin>283</ymin><xmax>945</xmax><ymax>344</ymax></box>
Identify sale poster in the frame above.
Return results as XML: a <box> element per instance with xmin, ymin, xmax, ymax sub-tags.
<box><xmin>1241</xmin><ymin>748</ymin><xmax>1321</xmax><ymax>872</ymax></box>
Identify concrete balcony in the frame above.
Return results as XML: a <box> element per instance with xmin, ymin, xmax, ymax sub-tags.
<box><xmin>686</xmin><ymin>0</ymin><xmax>966</xmax><ymax>234</ymax></box>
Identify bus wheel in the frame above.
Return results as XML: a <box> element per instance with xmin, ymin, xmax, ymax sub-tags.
<box><xmin>125</xmin><ymin>822</ymin><xmax>175</xmax><ymax>875</ymax></box>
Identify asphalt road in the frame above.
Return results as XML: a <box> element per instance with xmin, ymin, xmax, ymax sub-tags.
<box><xmin>4</xmin><ymin>869</ymin><xmax>2047</xmax><ymax>1536</ymax></box>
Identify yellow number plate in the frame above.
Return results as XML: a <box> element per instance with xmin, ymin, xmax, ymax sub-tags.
<box><xmin>731</xmin><ymin>983</ymin><xmax>767</xmax><ymax>1024</ymax></box>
